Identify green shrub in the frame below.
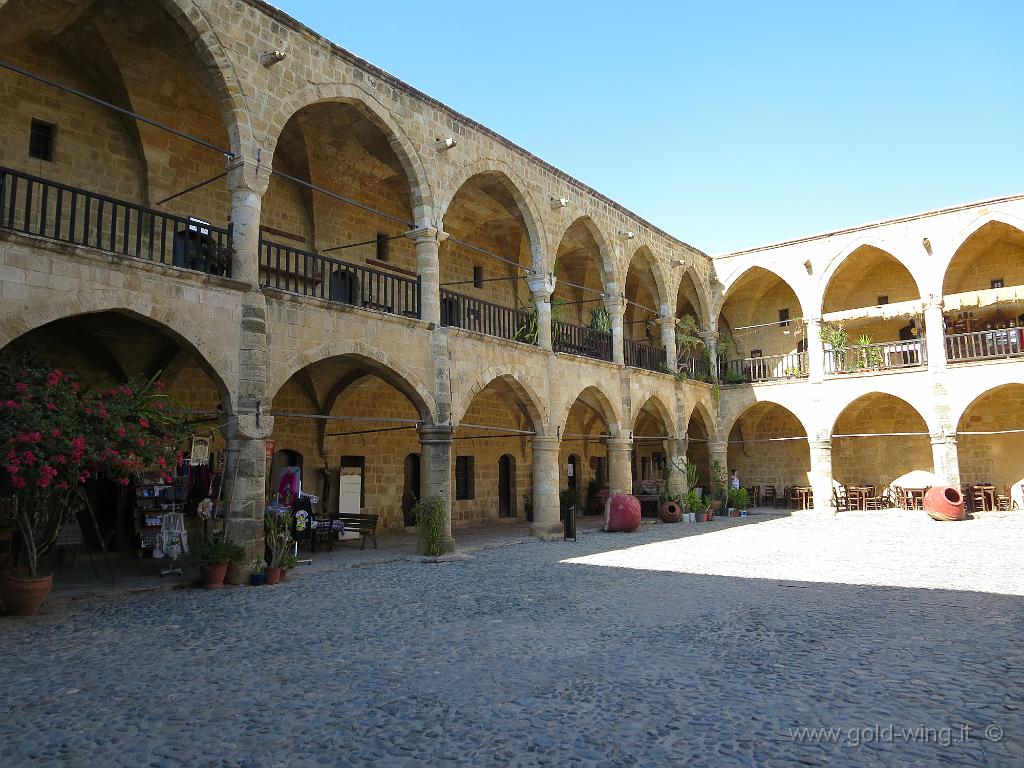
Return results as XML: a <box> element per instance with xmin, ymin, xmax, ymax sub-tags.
<box><xmin>194</xmin><ymin>538</ymin><xmax>246</xmax><ymax>567</ymax></box>
<box><xmin>413</xmin><ymin>495</ymin><xmax>447</xmax><ymax>556</ymax></box>
<box><xmin>727</xmin><ymin>488</ymin><xmax>750</xmax><ymax>510</ymax></box>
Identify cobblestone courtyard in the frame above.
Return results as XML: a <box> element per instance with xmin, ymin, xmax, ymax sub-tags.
<box><xmin>1</xmin><ymin>513</ymin><xmax>1022</xmax><ymax>767</ymax></box>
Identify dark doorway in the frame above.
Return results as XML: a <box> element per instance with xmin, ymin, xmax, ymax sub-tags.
<box><xmin>402</xmin><ymin>453</ymin><xmax>421</xmax><ymax>527</ymax></box>
<box><xmin>498</xmin><ymin>454</ymin><xmax>516</xmax><ymax>518</ymax></box>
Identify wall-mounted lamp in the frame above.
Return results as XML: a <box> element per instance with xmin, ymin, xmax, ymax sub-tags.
<box><xmin>261</xmin><ymin>50</ymin><xmax>287</xmax><ymax>66</ymax></box>
<box><xmin>618</xmin><ymin>231</ymin><xmax>636</xmax><ymax>240</ymax></box>
<box><xmin>670</xmin><ymin>257</ymin><xmax>686</xmax><ymax>268</ymax></box>
<box><xmin>803</xmin><ymin>259</ymin><xmax>813</xmax><ymax>274</ymax></box>
<box><xmin>922</xmin><ymin>237</ymin><xmax>932</xmax><ymax>254</ymax></box>
<box><xmin>435</xmin><ymin>137</ymin><xmax>457</xmax><ymax>151</ymax></box>
<box><xmin>550</xmin><ymin>197</ymin><xmax>568</xmax><ymax>209</ymax></box>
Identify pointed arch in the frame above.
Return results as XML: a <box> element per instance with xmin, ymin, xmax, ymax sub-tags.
<box><xmin>553</xmin><ymin>215</ymin><xmax>615</xmax><ymax>293</ymax></box>
<box><xmin>676</xmin><ymin>266</ymin><xmax>710</xmax><ymax>327</ymax></box>
<box><xmin>942</xmin><ymin>216</ymin><xmax>1024</xmax><ymax>296</ymax></box>
<box><xmin>720</xmin><ymin>265</ymin><xmax>806</xmax><ymax>318</ymax></box>
<box><xmin>625</xmin><ymin>245</ymin><xmax>670</xmax><ymax>311</ymax></box>
<box><xmin>560</xmin><ymin>385</ymin><xmax>621</xmax><ymax>437</ymax></box>
<box><xmin>632</xmin><ymin>393</ymin><xmax>675</xmax><ymax>436</ymax></box>
<box><xmin>264</xmin><ymin>82</ymin><xmax>434</xmax><ymax>220</ymax></box>
<box><xmin>820</xmin><ymin>239</ymin><xmax>923</xmax><ymax>314</ymax></box>
<box><xmin>452</xmin><ymin>366</ymin><xmax>548</xmax><ymax>436</ymax></box>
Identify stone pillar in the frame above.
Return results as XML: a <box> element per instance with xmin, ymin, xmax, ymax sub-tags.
<box><xmin>808</xmin><ymin>438</ymin><xmax>835</xmax><ymax>515</ymax></box>
<box><xmin>531</xmin><ymin>436</ymin><xmax>562</xmax><ymax>539</ymax></box>
<box><xmin>709</xmin><ymin>439</ymin><xmax>728</xmax><ymax>499</ymax></box>
<box><xmin>405</xmin><ymin>226</ymin><xmax>448</xmax><ymax>326</ymax></box>
<box><xmin>418</xmin><ymin>424</ymin><xmax>454</xmax><ymax>552</ymax></box>
<box><xmin>226</xmin><ymin>157</ymin><xmax>269</xmax><ymax>288</ymax></box>
<box><xmin>660</xmin><ymin>308</ymin><xmax>678</xmax><ymax>373</ymax></box>
<box><xmin>607</xmin><ymin>436</ymin><xmax>633</xmax><ymax>494</ymax></box>
<box><xmin>222</xmin><ymin>415</ymin><xmax>274</xmax><ymax>558</ymax></box>
<box><xmin>805</xmin><ymin>316</ymin><xmax>825</xmax><ymax>382</ymax></box>
<box><xmin>930</xmin><ymin>433</ymin><xmax>961</xmax><ymax>487</ymax></box>
<box><xmin>604</xmin><ymin>294</ymin><xmax>625</xmax><ymax>366</ymax></box>
<box><xmin>667</xmin><ymin>438</ymin><xmax>688</xmax><ymax>497</ymax></box>
<box><xmin>923</xmin><ymin>297</ymin><xmax>947</xmax><ymax>373</ymax></box>
<box><xmin>701</xmin><ymin>328</ymin><xmax>720</xmax><ymax>380</ymax></box>
<box><xmin>527</xmin><ymin>273</ymin><xmax>556</xmax><ymax>351</ymax></box>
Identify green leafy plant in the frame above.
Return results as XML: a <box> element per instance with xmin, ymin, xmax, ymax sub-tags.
<box><xmin>280</xmin><ymin>552</ymin><xmax>299</xmax><ymax>571</ymax></box>
<box><xmin>727</xmin><ymin>488</ymin><xmax>749</xmax><ymax>510</ymax></box>
<box><xmin>588</xmin><ymin>305</ymin><xmax>612</xmax><ymax>334</ymax></box>
<box><xmin>725</xmin><ymin>368</ymin><xmax>745</xmax><ymax>385</ymax></box>
<box><xmin>711</xmin><ymin>380</ymin><xmax>721</xmax><ymax>409</ymax></box>
<box><xmin>264</xmin><ymin>509</ymin><xmax>292</xmax><ymax>568</ymax></box>
<box><xmin>853</xmin><ymin>334</ymin><xmax>884</xmax><ymax>369</ymax></box>
<box><xmin>512</xmin><ymin>296</ymin><xmax>539</xmax><ymax>345</ymax></box>
<box><xmin>674</xmin><ymin>314</ymin><xmax>704</xmax><ymax>353</ymax></box>
<box><xmin>685</xmin><ymin>489</ymin><xmax>707</xmax><ymax>515</ymax></box>
<box><xmin>711</xmin><ymin>458</ymin><xmax>728</xmax><ymax>504</ymax></box>
<box><xmin>559</xmin><ymin>487</ymin><xmax>580</xmax><ymax>517</ymax></box>
<box><xmin>412</xmin><ymin>495</ymin><xmax>447</xmax><ymax>556</ymax></box>
<box><xmin>194</xmin><ymin>538</ymin><xmax>246</xmax><ymax>567</ymax></box>
<box><xmin>249</xmin><ymin>559</ymin><xmax>266</xmax><ymax>576</ymax></box>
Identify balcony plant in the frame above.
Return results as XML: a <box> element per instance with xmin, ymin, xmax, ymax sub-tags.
<box><xmin>589</xmin><ymin>305</ymin><xmax>612</xmax><ymax>334</ymax></box>
<box><xmin>0</xmin><ymin>359</ymin><xmax>189</xmax><ymax>615</ymax></box>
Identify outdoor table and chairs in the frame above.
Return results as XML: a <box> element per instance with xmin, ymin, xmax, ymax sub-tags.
<box><xmin>793</xmin><ymin>486</ymin><xmax>813</xmax><ymax>510</ymax></box>
<box><xmin>903</xmin><ymin>487</ymin><xmax>927</xmax><ymax>510</ymax></box>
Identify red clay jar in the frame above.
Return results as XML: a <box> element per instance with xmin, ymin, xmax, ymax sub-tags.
<box><xmin>924</xmin><ymin>486</ymin><xmax>965</xmax><ymax>521</ymax></box>
<box><xmin>608</xmin><ymin>494</ymin><xmax>642</xmax><ymax>532</ymax></box>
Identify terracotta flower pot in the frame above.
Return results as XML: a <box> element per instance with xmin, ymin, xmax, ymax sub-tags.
<box><xmin>924</xmin><ymin>486</ymin><xmax>965</xmax><ymax>521</ymax></box>
<box><xmin>265</xmin><ymin>567</ymin><xmax>284</xmax><ymax>585</ymax></box>
<box><xmin>658</xmin><ymin>501</ymin><xmax>682</xmax><ymax>523</ymax></box>
<box><xmin>729</xmin><ymin>509</ymin><xmax>740</xmax><ymax>518</ymax></box>
<box><xmin>200</xmin><ymin>563</ymin><xmax>228</xmax><ymax>589</ymax></box>
<box><xmin>1</xmin><ymin>572</ymin><xmax>53</xmax><ymax>616</ymax></box>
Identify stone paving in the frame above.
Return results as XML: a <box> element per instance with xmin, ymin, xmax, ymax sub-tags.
<box><xmin>1</xmin><ymin>512</ymin><xmax>1022</xmax><ymax>767</ymax></box>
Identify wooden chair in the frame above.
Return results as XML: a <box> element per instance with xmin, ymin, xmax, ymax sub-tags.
<box><xmin>961</xmin><ymin>485</ymin><xmax>974</xmax><ymax>514</ymax></box>
<box><xmin>971</xmin><ymin>485</ymin><xmax>989</xmax><ymax>512</ymax></box>
<box><xmin>762</xmin><ymin>485</ymin><xmax>778</xmax><ymax>508</ymax></box>
<box><xmin>748</xmin><ymin>485</ymin><xmax>761</xmax><ymax>508</ymax></box>
<box><xmin>833</xmin><ymin>486</ymin><xmax>849</xmax><ymax>512</ymax></box>
<box><xmin>997</xmin><ymin>485</ymin><xmax>1012</xmax><ymax>512</ymax></box>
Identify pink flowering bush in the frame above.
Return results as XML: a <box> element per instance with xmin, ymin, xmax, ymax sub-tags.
<box><xmin>0</xmin><ymin>359</ymin><xmax>190</xmax><ymax>578</ymax></box>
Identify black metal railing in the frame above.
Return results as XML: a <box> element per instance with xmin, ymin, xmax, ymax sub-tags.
<box><xmin>946</xmin><ymin>329</ymin><xmax>1024</xmax><ymax>363</ymax></box>
<box><xmin>260</xmin><ymin>239</ymin><xmax>420</xmax><ymax>319</ymax></box>
<box><xmin>439</xmin><ymin>289</ymin><xmax>534</xmax><ymax>343</ymax></box>
<box><xmin>552</xmin><ymin>321</ymin><xmax>613</xmax><ymax>362</ymax></box>
<box><xmin>677</xmin><ymin>355</ymin><xmax>712</xmax><ymax>380</ymax></box>
<box><xmin>722</xmin><ymin>351</ymin><xmax>808</xmax><ymax>384</ymax></box>
<box><xmin>624</xmin><ymin>338</ymin><xmax>666</xmax><ymax>372</ymax></box>
<box><xmin>0</xmin><ymin>165</ymin><xmax>231</xmax><ymax>276</ymax></box>
<box><xmin>825</xmin><ymin>339</ymin><xmax>924</xmax><ymax>373</ymax></box>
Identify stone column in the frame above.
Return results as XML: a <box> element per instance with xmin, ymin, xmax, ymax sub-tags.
<box><xmin>527</xmin><ymin>273</ymin><xmax>556</xmax><ymax>351</ymax></box>
<box><xmin>660</xmin><ymin>308</ymin><xmax>678</xmax><ymax>373</ymax></box>
<box><xmin>222</xmin><ymin>414</ymin><xmax>274</xmax><ymax>559</ymax></box>
<box><xmin>805</xmin><ymin>316</ymin><xmax>825</xmax><ymax>382</ymax></box>
<box><xmin>709</xmin><ymin>439</ymin><xmax>728</xmax><ymax>498</ymax></box>
<box><xmin>701</xmin><ymin>328</ymin><xmax>720</xmax><ymax>380</ymax></box>
<box><xmin>923</xmin><ymin>297</ymin><xmax>947</xmax><ymax>373</ymax></box>
<box><xmin>808</xmin><ymin>438</ymin><xmax>835</xmax><ymax>515</ymax></box>
<box><xmin>531</xmin><ymin>436</ymin><xmax>562</xmax><ymax>539</ymax></box>
<box><xmin>604</xmin><ymin>294</ymin><xmax>625</xmax><ymax>365</ymax></box>
<box><xmin>226</xmin><ymin>157</ymin><xmax>269</xmax><ymax>288</ymax></box>
<box><xmin>667</xmin><ymin>438</ymin><xmax>688</xmax><ymax>497</ymax></box>
<box><xmin>607</xmin><ymin>436</ymin><xmax>633</xmax><ymax>494</ymax></box>
<box><xmin>418</xmin><ymin>424</ymin><xmax>454</xmax><ymax>552</ymax></box>
<box><xmin>405</xmin><ymin>226</ymin><xmax>448</xmax><ymax>326</ymax></box>
<box><xmin>930</xmin><ymin>432</ymin><xmax>961</xmax><ymax>487</ymax></box>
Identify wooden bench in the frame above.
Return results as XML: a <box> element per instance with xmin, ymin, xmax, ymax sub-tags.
<box><xmin>335</xmin><ymin>513</ymin><xmax>379</xmax><ymax>550</ymax></box>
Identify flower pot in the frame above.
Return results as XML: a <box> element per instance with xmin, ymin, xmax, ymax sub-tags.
<box><xmin>265</xmin><ymin>567</ymin><xmax>284</xmax><ymax>585</ymax></box>
<box><xmin>924</xmin><ymin>486</ymin><xmax>965</xmax><ymax>521</ymax></box>
<box><xmin>658</xmin><ymin>500</ymin><xmax>682</xmax><ymax>523</ymax></box>
<box><xmin>226</xmin><ymin>564</ymin><xmax>249</xmax><ymax>586</ymax></box>
<box><xmin>249</xmin><ymin>573</ymin><xmax>266</xmax><ymax>586</ymax></box>
<box><xmin>695</xmin><ymin>512</ymin><xmax>707</xmax><ymax>523</ymax></box>
<box><xmin>0</xmin><ymin>572</ymin><xmax>53</xmax><ymax>616</ymax></box>
<box><xmin>199</xmin><ymin>563</ymin><xmax>228</xmax><ymax>589</ymax></box>
<box><xmin>729</xmin><ymin>509</ymin><xmax>740</xmax><ymax>518</ymax></box>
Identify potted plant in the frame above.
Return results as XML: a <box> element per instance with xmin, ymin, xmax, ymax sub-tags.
<box><xmin>686</xmin><ymin>489</ymin><xmax>706</xmax><ymax>522</ymax></box>
<box><xmin>0</xmin><ymin>360</ymin><xmax>188</xmax><ymax>615</ymax></box>
<box><xmin>194</xmin><ymin>537</ymin><xmax>245</xmax><ymax>589</ymax></box>
<box><xmin>279</xmin><ymin>552</ymin><xmax>299</xmax><ymax>580</ymax></box>
<box><xmin>249</xmin><ymin>559</ymin><xmax>267</xmax><ymax>586</ymax></box>
<box><xmin>727</xmin><ymin>488</ymin><xmax>749</xmax><ymax>518</ymax></box>
<box><xmin>710</xmin><ymin>459</ymin><xmax>728</xmax><ymax>516</ymax></box>
<box><xmin>412</xmin><ymin>495</ymin><xmax>447</xmax><ymax>556</ymax></box>
<box><xmin>264</xmin><ymin>509</ymin><xmax>292</xmax><ymax>584</ymax></box>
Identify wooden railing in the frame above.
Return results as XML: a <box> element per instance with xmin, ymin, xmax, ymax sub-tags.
<box><xmin>722</xmin><ymin>352</ymin><xmax>808</xmax><ymax>384</ymax></box>
<box><xmin>439</xmin><ymin>289</ymin><xmax>534</xmax><ymax>343</ymax></box>
<box><xmin>946</xmin><ymin>328</ymin><xmax>1024</xmax><ymax>363</ymax></box>
<box><xmin>677</xmin><ymin>355</ymin><xmax>712</xmax><ymax>380</ymax></box>
<box><xmin>624</xmin><ymin>338</ymin><xmax>666</xmax><ymax>372</ymax></box>
<box><xmin>552</xmin><ymin>321</ymin><xmax>613</xmax><ymax>361</ymax></box>
<box><xmin>259</xmin><ymin>239</ymin><xmax>420</xmax><ymax>319</ymax></box>
<box><xmin>0</xmin><ymin>165</ymin><xmax>231</xmax><ymax>276</ymax></box>
<box><xmin>825</xmin><ymin>339</ymin><xmax>925</xmax><ymax>373</ymax></box>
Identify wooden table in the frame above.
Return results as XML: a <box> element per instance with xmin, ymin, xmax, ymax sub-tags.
<box><xmin>794</xmin><ymin>486</ymin><xmax>814</xmax><ymax>510</ymax></box>
<box><xmin>904</xmin><ymin>487</ymin><xmax>928</xmax><ymax>510</ymax></box>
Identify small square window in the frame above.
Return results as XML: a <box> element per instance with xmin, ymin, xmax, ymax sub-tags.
<box><xmin>992</xmin><ymin>279</ymin><xmax>1004</xmax><ymax>289</ymax></box>
<box><xmin>877</xmin><ymin>295</ymin><xmax>889</xmax><ymax>305</ymax></box>
<box><xmin>750</xmin><ymin>349</ymin><xmax>763</xmax><ymax>358</ymax></box>
<box><xmin>455</xmin><ymin>456</ymin><xmax>475</xmax><ymax>500</ymax></box>
<box><xmin>778</xmin><ymin>308</ymin><xmax>790</xmax><ymax>327</ymax></box>
<box><xmin>473</xmin><ymin>266</ymin><xmax>483</xmax><ymax>289</ymax></box>
<box><xmin>375</xmin><ymin>233</ymin><xmax>389</xmax><ymax>262</ymax></box>
<box><xmin>29</xmin><ymin>119</ymin><xmax>55</xmax><ymax>161</ymax></box>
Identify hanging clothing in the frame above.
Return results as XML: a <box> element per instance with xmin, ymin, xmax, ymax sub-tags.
<box><xmin>276</xmin><ymin>466</ymin><xmax>301</xmax><ymax>507</ymax></box>
<box><xmin>153</xmin><ymin>512</ymin><xmax>189</xmax><ymax>560</ymax></box>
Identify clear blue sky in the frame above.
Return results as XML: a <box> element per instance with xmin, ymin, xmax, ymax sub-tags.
<box><xmin>271</xmin><ymin>1</ymin><xmax>1021</xmax><ymax>254</ymax></box>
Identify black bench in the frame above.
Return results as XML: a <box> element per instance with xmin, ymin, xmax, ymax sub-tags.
<box><xmin>335</xmin><ymin>513</ymin><xmax>379</xmax><ymax>550</ymax></box>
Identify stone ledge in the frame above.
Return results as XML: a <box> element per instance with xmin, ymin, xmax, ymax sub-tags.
<box><xmin>262</xmin><ymin>286</ymin><xmax>431</xmax><ymax>332</ymax></box>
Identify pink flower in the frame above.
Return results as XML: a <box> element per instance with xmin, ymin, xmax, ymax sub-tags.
<box><xmin>139</xmin><ymin>418</ymin><xmax>150</xmax><ymax>429</ymax></box>
<box><xmin>21</xmin><ymin>451</ymin><xmax>37</xmax><ymax>466</ymax></box>
<box><xmin>38</xmin><ymin>466</ymin><xmax>58</xmax><ymax>488</ymax></box>
<box><xmin>45</xmin><ymin>402</ymin><xmax>57</xmax><ymax>412</ymax></box>
<box><xmin>45</xmin><ymin>369</ymin><xmax>63</xmax><ymax>386</ymax></box>
<box><xmin>118</xmin><ymin>477</ymin><xmax>130</xmax><ymax>486</ymax></box>
<box><xmin>14</xmin><ymin>382</ymin><xmax>27</xmax><ymax>393</ymax></box>
<box><xmin>117</xmin><ymin>428</ymin><xmax>126</xmax><ymax>438</ymax></box>
<box><xmin>6</xmin><ymin>464</ymin><xmax>20</xmax><ymax>475</ymax></box>
<box><xmin>10</xmin><ymin>476</ymin><xmax>26</xmax><ymax>489</ymax></box>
